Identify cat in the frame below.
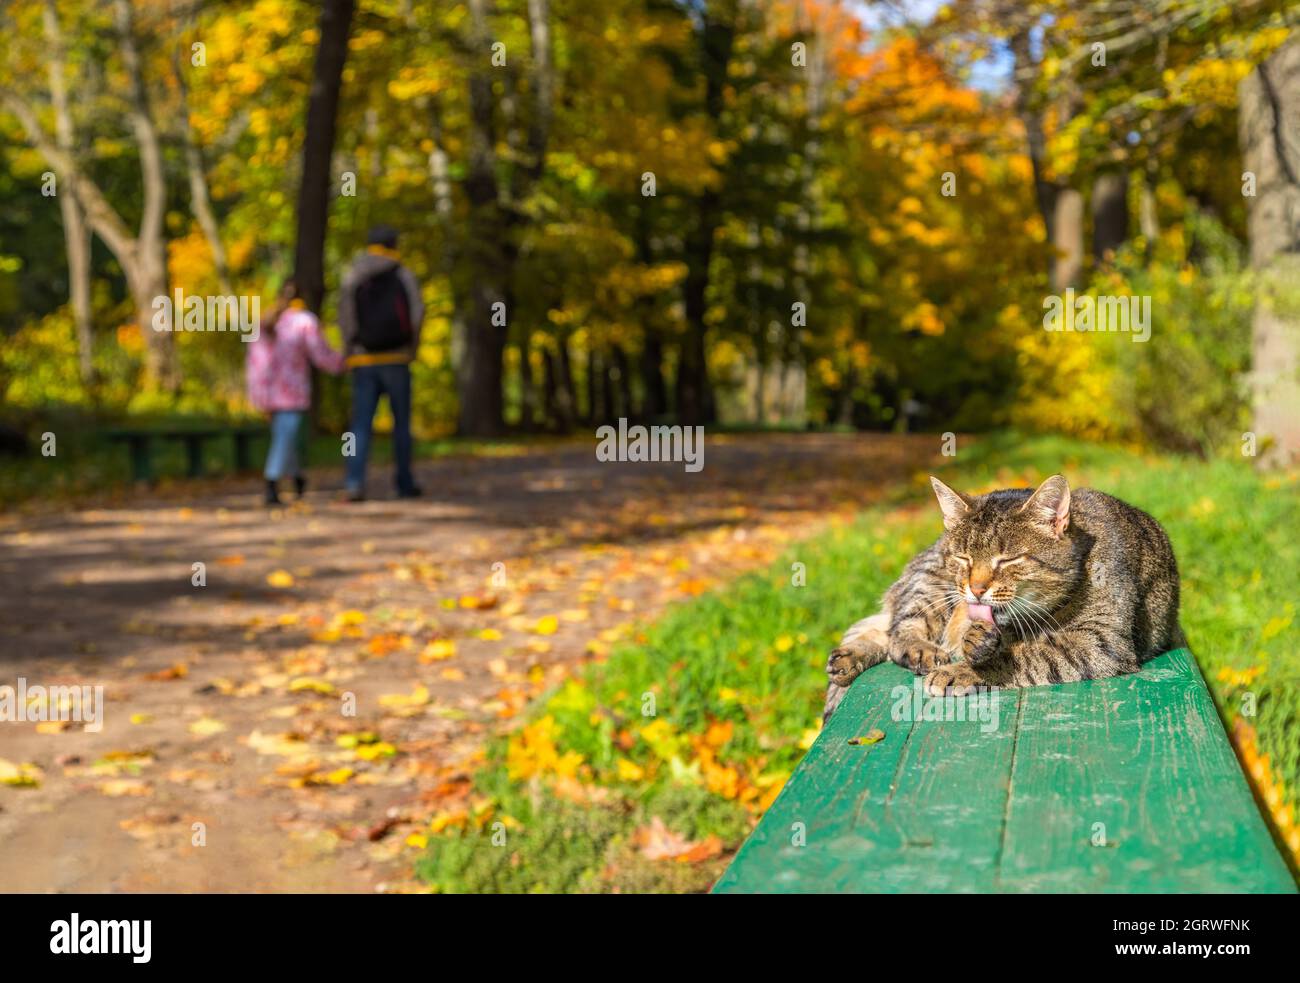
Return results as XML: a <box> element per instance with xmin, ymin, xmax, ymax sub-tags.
<box><xmin>822</xmin><ymin>474</ymin><xmax>1183</xmax><ymax>721</ymax></box>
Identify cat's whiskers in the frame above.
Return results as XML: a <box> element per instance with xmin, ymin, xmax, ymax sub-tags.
<box><xmin>1013</xmin><ymin>595</ymin><xmax>1064</xmax><ymax>633</ymax></box>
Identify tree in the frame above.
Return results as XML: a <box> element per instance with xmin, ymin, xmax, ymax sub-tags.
<box><xmin>2</xmin><ymin>0</ymin><xmax>178</xmax><ymax>388</ymax></box>
<box><xmin>1240</xmin><ymin>31</ymin><xmax>1300</xmax><ymax>467</ymax></box>
<box><xmin>41</xmin><ymin>0</ymin><xmax>94</xmax><ymax>384</ymax></box>
<box><xmin>292</xmin><ymin>0</ymin><xmax>355</xmax><ymax>314</ymax></box>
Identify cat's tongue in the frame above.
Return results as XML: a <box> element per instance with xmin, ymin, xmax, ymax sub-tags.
<box><xmin>968</xmin><ymin>603</ymin><xmax>995</xmax><ymax>624</ymax></box>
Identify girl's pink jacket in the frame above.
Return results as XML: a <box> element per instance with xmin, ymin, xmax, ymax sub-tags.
<box><xmin>246</xmin><ymin>307</ymin><xmax>345</xmax><ymax>413</ymax></box>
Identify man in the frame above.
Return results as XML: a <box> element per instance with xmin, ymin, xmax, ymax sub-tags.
<box><xmin>338</xmin><ymin>225</ymin><xmax>424</xmax><ymax>501</ymax></box>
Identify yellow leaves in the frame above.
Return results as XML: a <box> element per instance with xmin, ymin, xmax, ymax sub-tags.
<box><xmin>420</xmin><ymin>638</ymin><xmax>457</xmax><ymax>662</ymax></box>
<box><xmin>1217</xmin><ymin>666</ymin><xmax>1262</xmax><ymax>689</ymax></box>
<box><xmin>478</xmin><ymin>628</ymin><xmax>503</xmax><ymax>642</ymax></box>
<box><xmin>378</xmin><ymin>684</ymin><xmax>430</xmax><ymax>712</ymax></box>
<box><xmin>266</xmin><ymin>569</ymin><xmax>295</xmax><ymax>589</ymax></box>
<box><xmin>1261</xmin><ymin>608</ymin><xmax>1292</xmax><ymax>642</ymax></box>
<box><xmin>532</xmin><ymin>615</ymin><xmax>560</xmax><ymax>636</ymax></box>
<box><xmin>0</xmin><ymin>758</ymin><xmax>42</xmax><ymax>787</ymax></box>
<box><xmin>616</xmin><ymin>758</ymin><xmax>645</xmax><ymax>782</ymax></box>
<box><xmin>188</xmin><ymin>717</ymin><xmax>228</xmax><ymax>737</ymax></box>
<box><xmin>505</xmin><ymin>715</ymin><xmax>585</xmax><ymax>782</ymax></box>
<box><xmin>288</xmin><ymin>676</ymin><xmax>336</xmax><ymax>696</ymax></box>
<box><xmin>246</xmin><ymin>730</ymin><xmax>310</xmax><ymax>757</ymax></box>
<box><xmin>98</xmin><ymin>778</ymin><xmax>151</xmax><ymax>798</ymax></box>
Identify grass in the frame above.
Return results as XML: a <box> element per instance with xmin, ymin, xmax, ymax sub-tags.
<box><xmin>415</xmin><ymin>431</ymin><xmax>1300</xmax><ymax>892</ymax></box>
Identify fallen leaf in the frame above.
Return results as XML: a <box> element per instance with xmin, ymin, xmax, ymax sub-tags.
<box><xmin>188</xmin><ymin>717</ymin><xmax>227</xmax><ymax>737</ymax></box>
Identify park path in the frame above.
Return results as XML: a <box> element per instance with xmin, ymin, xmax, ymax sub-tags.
<box><xmin>0</xmin><ymin>432</ymin><xmax>937</xmax><ymax>892</ymax></box>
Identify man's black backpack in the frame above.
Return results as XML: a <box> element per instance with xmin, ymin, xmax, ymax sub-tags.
<box><xmin>354</xmin><ymin>267</ymin><xmax>411</xmax><ymax>352</ymax></box>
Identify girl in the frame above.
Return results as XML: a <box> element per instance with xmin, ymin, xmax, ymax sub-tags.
<box><xmin>246</xmin><ymin>281</ymin><xmax>345</xmax><ymax>505</ymax></box>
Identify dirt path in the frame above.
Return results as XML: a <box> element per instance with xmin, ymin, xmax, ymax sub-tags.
<box><xmin>0</xmin><ymin>432</ymin><xmax>937</xmax><ymax>892</ymax></box>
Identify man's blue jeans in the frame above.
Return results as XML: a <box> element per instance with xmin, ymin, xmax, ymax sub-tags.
<box><xmin>346</xmin><ymin>363</ymin><xmax>416</xmax><ymax>494</ymax></box>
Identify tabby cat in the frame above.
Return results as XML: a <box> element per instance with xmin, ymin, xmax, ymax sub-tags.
<box><xmin>823</xmin><ymin>474</ymin><xmax>1182</xmax><ymax>720</ymax></box>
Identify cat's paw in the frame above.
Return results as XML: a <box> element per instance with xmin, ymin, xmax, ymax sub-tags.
<box><xmin>890</xmin><ymin>638</ymin><xmax>951</xmax><ymax>674</ymax></box>
<box><xmin>961</xmin><ymin>618</ymin><xmax>1000</xmax><ymax>664</ymax></box>
<box><xmin>924</xmin><ymin>663</ymin><xmax>984</xmax><ymax>697</ymax></box>
<box><xmin>827</xmin><ymin>647</ymin><xmax>866</xmax><ymax>687</ymax></box>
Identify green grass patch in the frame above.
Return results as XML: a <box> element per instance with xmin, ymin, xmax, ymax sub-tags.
<box><xmin>416</xmin><ymin>431</ymin><xmax>1300</xmax><ymax>892</ymax></box>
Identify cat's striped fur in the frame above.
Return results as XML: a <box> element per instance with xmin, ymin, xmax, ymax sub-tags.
<box><xmin>823</xmin><ymin>474</ymin><xmax>1182</xmax><ymax>721</ymax></box>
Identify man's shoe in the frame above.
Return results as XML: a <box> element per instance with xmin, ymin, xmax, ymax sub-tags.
<box><xmin>265</xmin><ymin>480</ymin><xmax>282</xmax><ymax>506</ymax></box>
<box><xmin>341</xmin><ymin>487</ymin><xmax>365</xmax><ymax>503</ymax></box>
<box><xmin>294</xmin><ymin>475</ymin><xmax>307</xmax><ymax>498</ymax></box>
<box><xmin>396</xmin><ymin>485</ymin><xmax>423</xmax><ymax>499</ymax></box>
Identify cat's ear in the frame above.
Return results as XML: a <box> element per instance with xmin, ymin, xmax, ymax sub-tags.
<box><xmin>929</xmin><ymin>477</ymin><xmax>970</xmax><ymax>531</ymax></box>
<box><xmin>1020</xmin><ymin>474</ymin><xmax>1071</xmax><ymax>538</ymax></box>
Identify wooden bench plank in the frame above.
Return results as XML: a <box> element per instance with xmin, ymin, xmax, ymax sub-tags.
<box><xmin>712</xmin><ymin>649</ymin><xmax>1295</xmax><ymax>894</ymax></box>
<box><xmin>998</xmin><ymin>649</ymin><xmax>1294</xmax><ymax>892</ymax></box>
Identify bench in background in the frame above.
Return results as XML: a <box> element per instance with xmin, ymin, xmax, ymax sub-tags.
<box><xmin>105</xmin><ymin>426</ymin><xmax>265</xmax><ymax>483</ymax></box>
<box><xmin>713</xmin><ymin>648</ymin><xmax>1296</xmax><ymax>893</ymax></box>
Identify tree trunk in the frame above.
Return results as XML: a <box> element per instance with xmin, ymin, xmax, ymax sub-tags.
<box><xmin>292</xmin><ymin>0</ymin><xmax>355</xmax><ymax>314</ymax></box>
<box><xmin>1091</xmin><ymin>169</ymin><xmax>1129</xmax><ymax>264</ymax></box>
<box><xmin>1240</xmin><ymin>34</ymin><xmax>1300</xmax><ymax>468</ymax></box>
<box><xmin>114</xmin><ymin>0</ymin><xmax>176</xmax><ymax>388</ymax></box>
<box><xmin>457</xmin><ymin>0</ymin><xmax>509</xmax><ymax>435</ymax></box>
<box><xmin>43</xmin><ymin>0</ymin><xmax>94</xmax><ymax>384</ymax></box>
<box><xmin>1052</xmin><ymin>187</ymin><xmax>1085</xmax><ymax>291</ymax></box>
<box><xmin>1139</xmin><ymin>169</ymin><xmax>1160</xmax><ymax>254</ymax></box>
<box><xmin>676</xmin><ymin>9</ymin><xmax>736</xmax><ymax>426</ymax></box>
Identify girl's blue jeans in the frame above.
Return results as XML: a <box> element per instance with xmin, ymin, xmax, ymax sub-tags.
<box><xmin>264</xmin><ymin>410</ymin><xmax>305</xmax><ymax>481</ymax></box>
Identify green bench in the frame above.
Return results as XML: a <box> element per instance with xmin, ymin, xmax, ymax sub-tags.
<box><xmin>713</xmin><ymin>649</ymin><xmax>1296</xmax><ymax>893</ymax></box>
<box><xmin>105</xmin><ymin>426</ymin><xmax>266</xmax><ymax>483</ymax></box>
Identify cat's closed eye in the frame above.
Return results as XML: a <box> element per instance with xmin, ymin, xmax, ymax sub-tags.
<box><xmin>992</xmin><ymin>554</ymin><xmax>1031</xmax><ymax>569</ymax></box>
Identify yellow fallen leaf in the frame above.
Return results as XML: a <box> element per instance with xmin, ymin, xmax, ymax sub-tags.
<box><xmin>130</xmin><ymin>713</ymin><xmax>153</xmax><ymax>725</ymax></box>
<box><xmin>36</xmin><ymin>720</ymin><xmax>70</xmax><ymax>735</ymax></box>
<box><xmin>288</xmin><ymin>676</ymin><xmax>336</xmax><ymax>695</ymax></box>
<box><xmin>533</xmin><ymin>615</ymin><xmax>559</xmax><ymax>636</ymax></box>
<box><xmin>616</xmin><ymin>758</ymin><xmax>645</xmax><ymax>781</ymax></box>
<box><xmin>420</xmin><ymin>639</ymin><xmax>457</xmax><ymax>662</ymax></box>
<box><xmin>378</xmin><ymin>684</ymin><xmax>430</xmax><ymax>709</ymax></box>
<box><xmin>98</xmin><ymin>778</ymin><xmax>151</xmax><ymax>797</ymax></box>
<box><xmin>479</xmin><ymin>628</ymin><xmax>503</xmax><ymax>641</ymax></box>
<box><xmin>440</xmin><ymin>667</ymin><xmax>466</xmax><ymax>681</ymax></box>
<box><xmin>0</xmin><ymin>758</ymin><xmax>42</xmax><ymax>787</ymax></box>
<box><xmin>188</xmin><ymin>717</ymin><xmax>227</xmax><ymax>737</ymax></box>
<box><xmin>266</xmin><ymin>569</ymin><xmax>295</xmax><ymax>588</ymax></box>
